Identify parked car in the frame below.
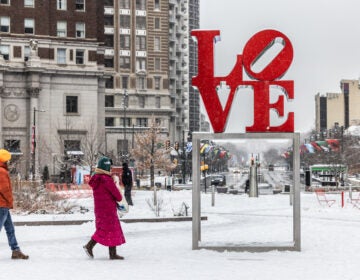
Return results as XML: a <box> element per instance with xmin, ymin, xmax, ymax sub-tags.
<box><xmin>210</xmin><ymin>174</ymin><xmax>226</xmax><ymax>186</ymax></box>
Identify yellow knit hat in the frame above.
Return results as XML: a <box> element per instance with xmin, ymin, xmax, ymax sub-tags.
<box><xmin>0</xmin><ymin>149</ymin><xmax>11</xmax><ymax>163</ymax></box>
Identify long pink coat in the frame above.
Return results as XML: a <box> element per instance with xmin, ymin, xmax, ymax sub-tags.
<box><xmin>89</xmin><ymin>173</ymin><xmax>126</xmax><ymax>247</ymax></box>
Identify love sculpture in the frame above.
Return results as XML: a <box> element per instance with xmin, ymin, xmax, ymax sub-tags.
<box><xmin>191</xmin><ymin>29</ymin><xmax>294</xmax><ymax>133</ymax></box>
<box><xmin>191</xmin><ymin>29</ymin><xmax>301</xmax><ymax>253</ymax></box>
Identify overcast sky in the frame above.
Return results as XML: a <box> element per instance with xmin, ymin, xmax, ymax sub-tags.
<box><xmin>199</xmin><ymin>0</ymin><xmax>360</xmax><ymax>133</ymax></box>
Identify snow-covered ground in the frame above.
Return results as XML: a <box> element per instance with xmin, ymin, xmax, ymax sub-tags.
<box><xmin>2</xmin><ymin>189</ymin><xmax>360</xmax><ymax>280</ymax></box>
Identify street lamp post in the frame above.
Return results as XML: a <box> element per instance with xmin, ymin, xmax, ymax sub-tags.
<box><xmin>182</xmin><ymin>130</ymin><xmax>186</xmax><ymax>184</ymax></box>
<box><xmin>122</xmin><ymin>89</ymin><xmax>128</xmax><ymax>161</ymax></box>
<box><xmin>32</xmin><ymin>107</ymin><xmax>45</xmax><ymax>179</ymax></box>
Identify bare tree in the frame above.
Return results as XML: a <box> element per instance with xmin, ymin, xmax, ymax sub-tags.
<box><xmin>36</xmin><ymin>118</ymin><xmax>104</xmax><ymax>182</ymax></box>
<box><xmin>131</xmin><ymin>117</ymin><xmax>176</xmax><ymax>204</ymax></box>
<box><xmin>342</xmin><ymin>134</ymin><xmax>360</xmax><ymax>173</ymax></box>
<box><xmin>263</xmin><ymin>148</ymin><xmax>281</xmax><ymax>165</ymax></box>
<box><xmin>79</xmin><ymin>121</ymin><xmax>105</xmax><ymax>170</ymax></box>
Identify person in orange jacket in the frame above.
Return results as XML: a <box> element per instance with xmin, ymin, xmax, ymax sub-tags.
<box><xmin>0</xmin><ymin>149</ymin><xmax>29</xmax><ymax>259</ymax></box>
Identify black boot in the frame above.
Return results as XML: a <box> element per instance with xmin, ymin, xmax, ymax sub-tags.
<box><xmin>109</xmin><ymin>246</ymin><xmax>124</xmax><ymax>260</ymax></box>
<box><xmin>83</xmin><ymin>239</ymin><xmax>97</xmax><ymax>258</ymax></box>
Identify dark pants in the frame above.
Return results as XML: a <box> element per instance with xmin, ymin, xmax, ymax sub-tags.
<box><xmin>124</xmin><ymin>185</ymin><xmax>133</xmax><ymax>206</ymax></box>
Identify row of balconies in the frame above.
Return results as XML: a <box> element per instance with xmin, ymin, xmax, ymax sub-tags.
<box><xmin>104</xmin><ymin>8</ymin><xmax>147</xmax><ymax>16</ymax></box>
<box><xmin>104</xmin><ymin>49</ymin><xmax>148</xmax><ymax>57</ymax></box>
<box><xmin>105</xmin><ymin>27</ymin><xmax>147</xmax><ymax>35</ymax></box>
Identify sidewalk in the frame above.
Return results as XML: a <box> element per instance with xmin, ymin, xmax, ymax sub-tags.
<box><xmin>13</xmin><ymin>216</ymin><xmax>208</xmax><ymax>226</ymax></box>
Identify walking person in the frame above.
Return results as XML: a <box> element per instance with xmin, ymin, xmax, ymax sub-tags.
<box><xmin>121</xmin><ymin>162</ymin><xmax>133</xmax><ymax>206</ymax></box>
<box><xmin>0</xmin><ymin>149</ymin><xmax>29</xmax><ymax>260</ymax></box>
<box><xmin>83</xmin><ymin>156</ymin><xmax>126</xmax><ymax>260</ymax></box>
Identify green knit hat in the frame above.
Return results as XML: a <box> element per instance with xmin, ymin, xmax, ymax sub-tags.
<box><xmin>97</xmin><ymin>157</ymin><xmax>112</xmax><ymax>172</ymax></box>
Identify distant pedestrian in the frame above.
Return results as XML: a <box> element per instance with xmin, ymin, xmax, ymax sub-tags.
<box><xmin>83</xmin><ymin>156</ymin><xmax>126</xmax><ymax>260</ymax></box>
<box><xmin>121</xmin><ymin>162</ymin><xmax>133</xmax><ymax>206</ymax></box>
<box><xmin>245</xmin><ymin>179</ymin><xmax>250</xmax><ymax>194</ymax></box>
<box><xmin>0</xmin><ymin>149</ymin><xmax>29</xmax><ymax>260</ymax></box>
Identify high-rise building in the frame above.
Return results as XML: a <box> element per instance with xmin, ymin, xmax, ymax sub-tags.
<box><xmin>187</xmin><ymin>0</ymin><xmax>200</xmax><ymax>133</ymax></box>
<box><xmin>103</xmin><ymin>0</ymin><xmax>200</xmax><ymax>161</ymax></box>
<box><xmin>315</xmin><ymin>79</ymin><xmax>360</xmax><ymax>132</ymax></box>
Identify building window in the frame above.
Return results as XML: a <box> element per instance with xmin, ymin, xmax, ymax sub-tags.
<box><xmin>57</xmin><ymin>21</ymin><xmax>67</xmax><ymax>37</ymax></box>
<box><xmin>105</xmin><ymin>77</ymin><xmax>114</xmax><ymax>89</ymax></box>
<box><xmin>0</xmin><ymin>16</ymin><xmax>10</xmax><ymax>33</ymax></box>
<box><xmin>0</xmin><ymin>45</ymin><xmax>9</xmax><ymax>60</ymax></box>
<box><xmin>137</xmin><ymin>76</ymin><xmax>146</xmax><ymax>90</ymax></box>
<box><xmin>138</xmin><ymin>96</ymin><xmax>145</xmax><ymax>108</ymax></box>
<box><xmin>64</xmin><ymin>140</ymin><xmax>80</xmax><ymax>152</ymax></box>
<box><xmin>120</xmin><ymin>57</ymin><xmax>130</xmax><ymax>69</ymax></box>
<box><xmin>135</xmin><ymin>36</ymin><xmax>146</xmax><ymax>50</ymax></box>
<box><xmin>136</xmin><ymin>58</ymin><xmax>146</xmax><ymax>71</ymax></box>
<box><xmin>75</xmin><ymin>0</ymin><xmax>85</xmax><ymax>11</ymax></box>
<box><xmin>154</xmin><ymin>18</ymin><xmax>160</xmax><ymax>29</ymax></box>
<box><xmin>57</xmin><ymin>48</ymin><xmax>66</xmax><ymax>64</ymax></box>
<box><xmin>105</xmin><ymin>95</ymin><xmax>114</xmax><ymax>107</ymax></box>
<box><xmin>105</xmin><ymin>117</ymin><xmax>115</xmax><ymax>127</ymax></box>
<box><xmin>0</xmin><ymin>0</ymin><xmax>10</xmax><ymax>5</ymax></box>
<box><xmin>154</xmin><ymin>37</ymin><xmax>160</xmax><ymax>51</ymax></box>
<box><xmin>24</xmin><ymin>18</ymin><xmax>34</xmax><ymax>34</ymax></box>
<box><xmin>122</xmin><ymin>76</ymin><xmax>128</xmax><ymax>89</ymax></box>
<box><xmin>136</xmin><ymin>118</ymin><xmax>147</xmax><ymax>127</ymax></box>
<box><xmin>4</xmin><ymin>140</ymin><xmax>21</xmax><ymax>153</ymax></box>
<box><xmin>154</xmin><ymin>77</ymin><xmax>161</xmax><ymax>90</ymax></box>
<box><xmin>104</xmin><ymin>16</ymin><xmax>114</xmax><ymax>26</ymax></box>
<box><xmin>118</xmin><ymin>139</ymin><xmax>128</xmax><ymax>155</ymax></box>
<box><xmin>104</xmin><ymin>35</ymin><xmax>114</xmax><ymax>47</ymax></box>
<box><xmin>154</xmin><ymin>0</ymin><xmax>160</xmax><ymax>10</ymax></box>
<box><xmin>120</xmin><ymin>35</ymin><xmax>130</xmax><ymax>49</ymax></box>
<box><xmin>121</xmin><ymin>117</ymin><xmax>131</xmax><ymax>127</ymax></box>
<box><xmin>104</xmin><ymin>58</ymin><xmax>114</xmax><ymax>68</ymax></box>
<box><xmin>136</xmin><ymin>0</ymin><xmax>146</xmax><ymax>10</ymax></box>
<box><xmin>119</xmin><ymin>0</ymin><xmax>130</xmax><ymax>9</ymax></box>
<box><xmin>24</xmin><ymin>0</ymin><xmax>34</xmax><ymax>7</ymax></box>
<box><xmin>75</xmin><ymin>49</ymin><xmax>84</xmax><ymax>64</ymax></box>
<box><xmin>76</xmin><ymin>22</ymin><xmax>85</xmax><ymax>38</ymax></box>
<box><xmin>120</xmin><ymin>15</ymin><xmax>130</xmax><ymax>29</ymax></box>
<box><xmin>155</xmin><ymin>57</ymin><xmax>160</xmax><ymax>71</ymax></box>
<box><xmin>57</xmin><ymin>0</ymin><xmax>67</xmax><ymax>10</ymax></box>
<box><xmin>155</xmin><ymin>96</ymin><xmax>160</xmax><ymax>108</ymax></box>
<box><xmin>136</xmin><ymin>16</ymin><xmax>146</xmax><ymax>29</ymax></box>
<box><xmin>66</xmin><ymin>96</ymin><xmax>78</xmax><ymax>113</ymax></box>
<box><xmin>24</xmin><ymin>46</ymin><xmax>30</xmax><ymax>61</ymax></box>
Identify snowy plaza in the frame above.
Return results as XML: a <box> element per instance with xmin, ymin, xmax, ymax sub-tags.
<box><xmin>1</xmin><ymin>189</ymin><xmax>360</xmax><ymax>280</ymax></box>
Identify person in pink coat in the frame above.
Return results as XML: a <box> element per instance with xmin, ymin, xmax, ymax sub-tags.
<box><xmin>83</xmin><ymin>157</ymin><xmax>126</xmax><ymax>260</ymax></box>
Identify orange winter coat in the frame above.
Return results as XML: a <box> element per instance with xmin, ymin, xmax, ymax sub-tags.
<box><xmin>0</xmin><ymin>162</ymin><xmax>13</xmax><ymax>208</ymax></box>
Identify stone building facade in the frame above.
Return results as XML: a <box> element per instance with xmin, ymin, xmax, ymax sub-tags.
<box><xmin>0</xmin><ymin>0</ymin><xmax>105</xmax><ymax>177</ymax></box>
